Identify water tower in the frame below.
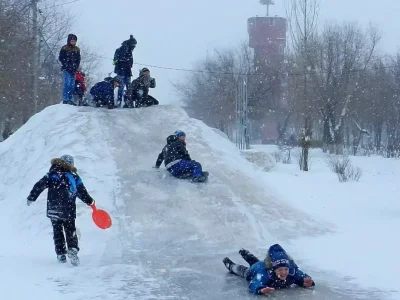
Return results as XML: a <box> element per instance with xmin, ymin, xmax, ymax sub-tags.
<box><xmin>248</xmin><ymin>0</ymin><xmax>286</xmax><ymax>72</ymax></box>
<box><xmin>247</xmin><ymin>0</ymin><xmax>287</xmax><ymax>142</ymax></box>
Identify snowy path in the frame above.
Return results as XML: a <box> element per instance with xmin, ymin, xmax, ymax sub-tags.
<box><xmin>95</xmin><ymin>106</ymin><xmax>385</xmax><ymax>299</ymax></box>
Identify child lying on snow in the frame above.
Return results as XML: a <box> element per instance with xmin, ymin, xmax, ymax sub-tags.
<box><xmin>223</xmin><ymin>244</ymin><xmax>315</xmax><ymax>295</ymax></box>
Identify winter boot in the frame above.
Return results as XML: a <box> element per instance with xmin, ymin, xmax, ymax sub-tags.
<box><xmin>177</xmin><ymin>172</ymin><xmax>192</xmax><ymax>179</ymax></box>
<box><xmin>67</xmin><ymin>248</ymin><xmax>80</xmax><ymax>266</ymax></box>
<box><xmin>63</xmin><ymin>101</ymin><xmax>76</xmax><ymax>106</ymax></box>
<box><xmin>57</xmin><ymin>254</ymin><xmax>67</xmax><ymax>263</ymax></box>
<box><xmin>223</xmin><ymin>257</ymin><xmax>234</xmax><ymax>272</ymax></box>
<box><xmin>192</xmin><ymin>175</ymin><xmax>207</xmax><ymax>183</ymax></box>
<box><xmin>239</xmin><ymin>248</ymin><xmax>260</xmax><ymax>266</ymax></box>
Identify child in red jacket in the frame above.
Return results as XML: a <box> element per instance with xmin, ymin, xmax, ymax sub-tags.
<box><xmin>74</xmin><ymin>68</ymin><xmax>87</xmax><ymax>106</ymax></box>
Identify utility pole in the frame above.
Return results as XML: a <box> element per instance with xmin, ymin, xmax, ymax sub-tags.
<box><xmin>32</xmin><ymin>0</ymin><xmax>39</xmax><ymax>113</ymax></box>
<box><xmin>236</xmin><ymin>76</ymin><xmax>250</xmax><ymax>150</ymax></box>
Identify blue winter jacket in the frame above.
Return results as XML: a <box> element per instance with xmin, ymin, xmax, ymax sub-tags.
<box><xmin>27</xmin><ymin>158</ymin><xmax>94</xmax><ymax>220</ymax></box>
<box><xmin>90</xmin><ymin>80</ymin><xmax>114</xmax><ymax>103</ymax></box>
<box><xmin>246</xmin><ymin>260</ymin><xmax>312</xmax><ymax>294</ymax></box>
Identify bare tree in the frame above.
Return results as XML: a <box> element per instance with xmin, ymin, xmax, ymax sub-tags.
<box><xmin>175</xmin><ymin>44</ymin><xmax>252</xmax><ymax>134</ymax></box>
<box><xmin>0</xmin><ymin>0</ymin><xmax>102</xmax><ymax>135</ymax></box>
<box><xmin>310</xmin><ymin>23</ymin><xmax>381</xmax><ymax>154</ymax></box>
<box><xmin>384</xmin><ymin>54</ymin><xmax>400</xmax><ymax>157</ymax></box>
<box><xmin>285</xmin><ymin>0</ymin><xmax>320</xmax><ymax>171</ymax></box>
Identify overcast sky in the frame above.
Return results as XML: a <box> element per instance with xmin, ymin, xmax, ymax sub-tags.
<box><xmin>61</xmin><ymin>0</ymin><xmax>400</xmax><ymax>105</ymax></box>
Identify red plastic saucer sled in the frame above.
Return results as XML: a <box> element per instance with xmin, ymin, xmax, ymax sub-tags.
<box><xmin>91</xmin><ymin>204</ymin><xmax>112</xmax><ymax>229</ymax></box>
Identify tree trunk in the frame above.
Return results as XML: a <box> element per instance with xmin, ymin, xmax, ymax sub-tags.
<box><xmin>300</xmin><ymin>116</ymin><xmax>312</xmax><ymax>171</ymax></box>
<box><xmin>374</xmin><ymin>124</ymin><xmax>382</xmax><ymax>152</ymax></box>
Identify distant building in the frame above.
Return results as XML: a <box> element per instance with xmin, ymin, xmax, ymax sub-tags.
<box><xmin>247</xmin><ymin>11</ymin><xmax>288</xmax><ymax>143</ymax></box>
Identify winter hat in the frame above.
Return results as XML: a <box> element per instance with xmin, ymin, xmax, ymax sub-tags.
<box><xmin>127</xmin><ymin>35</ymin><xmax>137</xmax><ymax>48</ymax></box>
<box><xmin>174</xmin><ymin>130</ymin><xmax>186</xmax><ymax>138</ymax></box>
<box><xmin>67</xmin><ymin>34</ymin><xmax>77</xmax><ymax>43</ymax></box>
<box><xmin>139</xmin><ymin>67</ymin><xmax>150</xmax><ymax>77</ymax></box>
<box><xmin>268</xmin><ymin>244</ymin><xmax>290</xmax><ymax>271</ymax></box>
<box><xmin>111</xmin><ymin>76</ymin><xmax>121</xmax><ymax>84</ymax></box>
<box><xmin>60</xmin><ymin>154</ymin><xmax>74</xmax><ymax>166</ymax></box>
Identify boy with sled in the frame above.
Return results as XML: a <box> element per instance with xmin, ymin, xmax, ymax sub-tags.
<box><xmin>223</xmin><ymin>244</ymin><xmax>315</xmax><ymax>295</ymax></box>
<box><xmin>154</xmin><ymin>130</ymin><xmax>208</xmax><ymax>182</ymax></box>
<box><xmin>26</xmin><ymin>155</ymin><xmax>96</xmax><ymax>266</ymax></box>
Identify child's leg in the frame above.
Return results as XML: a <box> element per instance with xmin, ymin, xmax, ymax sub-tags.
<box><xmin>51</xmin><ymin>219</ymin><xmax>67</xmax><ymax>255</ymax></box>
<box><xmin>239</xmin><ymin>249</ymin><xmax>261</xmax><ymax>266</ymax></box>
<box><xmin>63</xmin><ymin>219</ymin><xmax>79</xmax><ymax>252</ymax></box>
<box><xmin>231</xmin><ymin>264</ymin><xmax>250</xmax><ymax>278</ymax></box>
<box><xmin>174</xmin><ymin>160</ymin><xmax>204</xmax><ymax>179</ymax></box>
<box><xmin>223</xmin><ymin>257</ymin><xmax>250</xmax><ymax>279</ymax></box>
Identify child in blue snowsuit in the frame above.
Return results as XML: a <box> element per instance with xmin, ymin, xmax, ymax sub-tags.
<box><xmin>26</xmin><ymin>155</ymin><xmax>95</xmax><ymax>266</ymax></box>
<box><xmin>223</xmin><ymin>244</ymin><xmax>315</xmax><ymax>295</ymax></box>
<box><xmin>89</xmin><ymin>76</ymin><xmax>121</xmax><ymax>109</ymax></box>
<box><xmin>154</xmin><ymin>130</ymin><xmax>208</xmax><ymax>182</ymax></box>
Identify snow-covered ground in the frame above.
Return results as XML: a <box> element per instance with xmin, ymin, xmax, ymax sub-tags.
<box><xmin>250</xmin><ymin>144</ymin><xmax>400</xmax><ymax>299</ymax></box>
<box><xmin>0</xmin><ymin>104</ymin><xmax>394</xmax><ymax>299</ymax></box>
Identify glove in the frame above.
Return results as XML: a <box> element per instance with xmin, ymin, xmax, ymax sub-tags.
<box><xmin>27</xmin><ymin>199</ymin><xmax>34</xmax><ymax>206</ymax></box>
<box><xmin>90</xmin><ymin>200</ymin><xmax>96</xmax><ymax>207</ymax></box>
<box><xmin>113</xmin><ymin>60</ymin><xmax>118</xmax><ymax>65</ymax></box>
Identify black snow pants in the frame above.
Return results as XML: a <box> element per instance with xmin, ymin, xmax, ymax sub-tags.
<box><xmin>93</xmin><ymin>96</ymin><xmax>112</xmax><ymax>107</ymax></box>
<box><xmin>51</xmin><ymin>219</ymin><xmax>79</xmax><ymax>255</ymax></box>
<box><xmin>134</xmin><ymin>95</ymin><xmax>159</xmax><ymax>107</ymax></box>
<box><xmin>231</xmin><ymin>250</ymin><xmax>261</xmax><ymax>278</ymax></box>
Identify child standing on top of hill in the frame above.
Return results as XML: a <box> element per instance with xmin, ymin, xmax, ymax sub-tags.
<box><xmin>26</xmin><ymin>155</ymin><xmax>96</xmax><ymax>266</ymax></box>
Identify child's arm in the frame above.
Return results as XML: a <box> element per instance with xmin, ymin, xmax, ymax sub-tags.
<box><xmin>27</xmin><ymin>174</ymin><xmax>50</xmax><ymax>202</ymax></box>
<box><xmin>293</xmin><ymin>265</ymin><xmax>315</xmax><ymax>288</ymax></box>
<box><xmin>155</xmin><ymin>146</ymin><xmax>166</xmax><ymax>168</ymax></box>
<box><xmin>248</xmin><ymin>279</ymin><xmax>264</xmax><ymax>294</ymax></box>
<box><xmin>76</xmin><ymin>177</ymin><xmax>95</xmax><ymax>206</ymax></box>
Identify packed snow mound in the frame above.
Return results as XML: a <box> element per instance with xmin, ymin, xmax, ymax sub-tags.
<box><xmin>241</xmin><ymin>149</ymin><xmax>276</xmax><ymax>171</ymax></box>
<box><xmin>210</xmin><ymin>127</ymin><xmax>230</xmax><ymax>140</ymax></box>
<box><xmin>0</xmin><ymin>104</ymin><xmax>329</xmax><ymax>299</ymax></box>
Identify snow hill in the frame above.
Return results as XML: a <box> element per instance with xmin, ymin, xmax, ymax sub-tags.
<box><xmin>0</xmin><ymin>104</ymin><xmax>392</xmax><ymax>299</ymax></box>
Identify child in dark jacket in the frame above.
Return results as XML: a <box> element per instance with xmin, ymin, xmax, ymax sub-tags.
<box><xmin>154</xmin><ymin>130</ymin><xmax>208</xmax><ymax>182</ymax></box>
<box><xmin>223</xmin><ymin>244</ymin><xmax>315</xmax><ymax>295</ymax></box>
<box><xmin>27</xmin><ymin>155</ymin><xmax>95</xmax><ymax>266</ymax></box>
<box><xmin>90</xmin><ymin>76</ymin><xmax>121</xmax><ymax>109</ymax></box>
<box><xmin>125</xmin><ymin>67</ymin><xmax>158</xmax><ymax>108</ymax></box>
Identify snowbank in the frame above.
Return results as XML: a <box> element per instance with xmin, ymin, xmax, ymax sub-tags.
<box><xmin>0</xmin><ymin>105</ymin><xmax>121</xmax><ymax>299</ymax></box>
<box><xmin>241</xmin><ymin>149</ymin><xmax>276</xmax><ymax>171</ymax></box>
<box><xmin>0</xmin><ymin>104</ymin><xmax>325</xmax><ymax>299</ymax></box>
<box><xmin>254</xmin><ymin>144</ymin><xmax>400</xmax><ymax>299</ymax></box>
<box><xmin>0</xmin><ymin>104</ymin><xmax>388</xmax><ymax>299</ymax></box>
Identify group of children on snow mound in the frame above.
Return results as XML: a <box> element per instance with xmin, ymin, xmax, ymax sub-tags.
<box><xmin>25</xmin><ymin>134</ymin><xmax>315</xmax><ymax>296</ymax></box>
<box><xmin>59</xmin><ymin>33</ymin><xmax>158</xmax><ymax>109</ymax></box>
<box><xmin>89</xmin><ymin>67</ymin><xmax>158</xmax><ymax>109</ymax></box>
